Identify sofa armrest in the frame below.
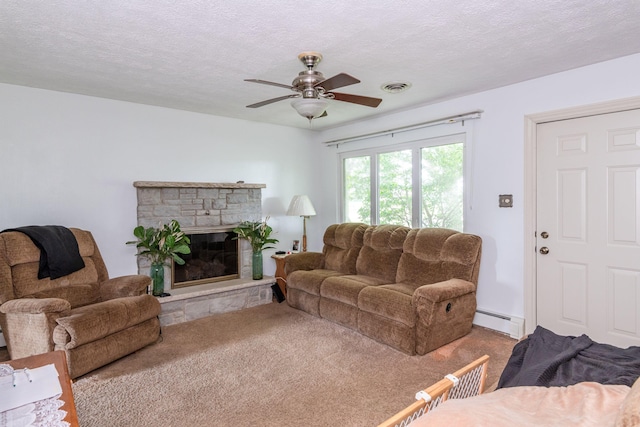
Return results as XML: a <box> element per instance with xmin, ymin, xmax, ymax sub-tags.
<box><xmin>0</xmin><ymin>298</ymin><xmax>71</xmax><ymax>359</ymax></box>
<box><xmin>284</xmin><ymin>252</ymin><xmax>325</xmax><ymax>275</ymax></box>
<box><xmin>0</xmin><ymin>297</ymin><xmax>71</xmax><ymax>315</ymax></box>
<box><xmin>100</xmin><ymin>275</ymin><xmax>151</xmax><ymax>300</ymax></box>
<box><xmin>412</xmin><ymin>279</ymin><xmax>478</xmax><ymax>355</ymax></box>
<box><xmin>412</xmin><ymin>278</ymin><xmax>476</xmax><ymax>304</ymax></box>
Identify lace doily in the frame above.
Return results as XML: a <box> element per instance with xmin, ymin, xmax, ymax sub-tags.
<box><xmin>0</xmin><ymin>364</ymin><xmax>70</xmax><ymax>427</ymax></box>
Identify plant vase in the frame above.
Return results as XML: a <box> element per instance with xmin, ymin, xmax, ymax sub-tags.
<box><xmin>150</xmin><ymin>263</ymin><xmax>165</xmax><ymax>296</ymax></box>
<box><xmin>252</xmin><ymin>251</ymin><xmax>263</xmax><ymax>280</ymax></box>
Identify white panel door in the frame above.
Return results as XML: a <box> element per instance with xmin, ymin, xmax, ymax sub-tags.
<box><xmin>537</xmin><ymin>109</ymin><xmax>640</xmax><ymax>347</ymax></box>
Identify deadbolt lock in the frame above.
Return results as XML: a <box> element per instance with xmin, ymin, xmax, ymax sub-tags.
<box><xmin>539</xmin><ymin>247</ymin><xmax>549</xmax><ymax>255</ymax></box>
<box><xmin>540</xmin><ymin>231</ymin><xmax>549</xmax><ymax>239</ymax></box>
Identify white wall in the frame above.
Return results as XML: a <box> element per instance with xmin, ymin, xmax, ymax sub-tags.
<box><xmin>0</xmin><ymin>83</ymin><xmax>323</xmax><ymax>277</ymax></box>
<box><xmin>315</xmin><ymin>53</ymin><xmax>640</xmax><ymax>323</ymax></box>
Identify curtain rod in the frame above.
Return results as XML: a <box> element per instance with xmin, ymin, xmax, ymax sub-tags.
<box><xmin>323</xmin><ymin>110</ymin><xmax>483</xmax><ymax>147</ymax></box>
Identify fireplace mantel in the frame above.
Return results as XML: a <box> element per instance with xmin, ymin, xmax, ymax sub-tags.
<box><xmin>134</xmin><ymin>181</ymin><xmax>266</xmax><ymax>189</ymax></box>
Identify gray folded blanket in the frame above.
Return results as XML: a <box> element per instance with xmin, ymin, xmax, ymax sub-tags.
<box><xmin>497</xmin><ymin>325</ymin><xmax>640</xmax><ymax>388</ymax></box>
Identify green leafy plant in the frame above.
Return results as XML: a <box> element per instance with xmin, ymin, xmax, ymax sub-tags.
<box><xmin>126</xmin><ymin>219</ymin><xmax>191</xmax><ymax>265</ymax></box>
<box><xmin>232</xmin><ymin>218</ymin><xmax>279</xmax><ymax>253</ymax></box>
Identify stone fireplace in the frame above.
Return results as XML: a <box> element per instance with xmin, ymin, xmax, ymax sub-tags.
<box><xmin>133</xmin><ymin>181</ymin><xmax>275</xmax><ymax>326</ymax></box>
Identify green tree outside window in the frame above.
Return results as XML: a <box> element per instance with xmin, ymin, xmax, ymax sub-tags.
<box><xmin>342</xmin><ymin>140</ymin><xmax>464</xmax><ymax>231</ymax></box>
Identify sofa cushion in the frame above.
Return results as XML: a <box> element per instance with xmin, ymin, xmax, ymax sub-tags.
<box><xmin>10</xmin><ymin>261</ymin><xmax>102</xmax><ymax>308</ymax></box>
<box><xmin>53</xmin><ymin>294</ymin><xmax>160</xmax><ymax>349</ymax></box>
<box><xmin>322</xmin><ymin>223</ymin><xmax>367</xmax><ymax>274</ymax></box>
<box><xmin>396</xmin><ymin>228</ymin><xmax>482</xmax><ymax>286</ymax></box>
<box><xmin>321</xmin><ymin>274</ymin><xmax>390</xmax><ymax>306</ymax></box>
<box><xmin>355</xmin><ymin>225</ymin><xmax>410</xmax><ymax>282</ymax></box>
<box><xmin>28</xmin><ymin>284</ymin><xmax>101</xmax><ymax>308</ymax></box>
<box><xmin>358</xmin><ymin>284</ymin><xmax>416</xmax><ymax>327</ymax></box>
<box><xmin>287</xmin><ymin>269</ymin><xmax>344</xmax><ymax>296</ymax></box>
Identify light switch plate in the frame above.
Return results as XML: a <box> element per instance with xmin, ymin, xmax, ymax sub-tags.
<box><xmin>499</xmin><ymin>194</ymin><xmax>513</xmax><ymax>208</ymax></box>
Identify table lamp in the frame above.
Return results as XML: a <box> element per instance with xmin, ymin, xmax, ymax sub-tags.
<box><xmin>286</xmin><ymin>195</ymin><xmax>316</xmax><ymax>252</ymax></box>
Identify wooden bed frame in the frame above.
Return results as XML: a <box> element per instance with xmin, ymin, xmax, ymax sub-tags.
<box><xmin>378</xmin><ymin>355</ymin><xmax>490</xmax><ymax>427</ymax></box>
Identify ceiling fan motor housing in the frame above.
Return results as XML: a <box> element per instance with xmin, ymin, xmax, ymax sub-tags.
<box><xmin>292</xmin><ymin>70</ymin><xmax>325</xmax><ymax>98</ymax></box>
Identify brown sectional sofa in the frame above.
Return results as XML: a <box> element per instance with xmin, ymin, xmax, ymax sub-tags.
<box><xmin>285</xmin><ymin>223</ymin><xmax>482</xmax><ymax>355</ymax></box>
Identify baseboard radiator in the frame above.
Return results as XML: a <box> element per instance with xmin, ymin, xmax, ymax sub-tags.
<box><xmin>473</xmin><ymin>309</ymin><xmax>525</xmax><ymax>339</ymax></box>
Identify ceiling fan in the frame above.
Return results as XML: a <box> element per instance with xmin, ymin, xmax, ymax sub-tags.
<box><xmin>245</xmin><ymin>52</ymin><xmax>383</xmax><ymax>122</ymax></box>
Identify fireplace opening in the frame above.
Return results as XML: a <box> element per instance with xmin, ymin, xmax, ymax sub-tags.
<box><xmin>172</xmin><ymin>230</ymin><xmax>239</xmax><ymax>288</ymax></box>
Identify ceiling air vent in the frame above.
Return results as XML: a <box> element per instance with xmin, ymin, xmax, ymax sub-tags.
<box><xmin>381</xmin><ymin>82</ymin><xmax>412</xmax><ymax>93</ymax></box>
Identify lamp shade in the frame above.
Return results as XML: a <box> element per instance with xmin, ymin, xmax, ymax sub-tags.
<box><xmin>291</xmin><ymin>98</ymin><xmax>328</xmax><ymax>120</ymax></box>
<box><xmin>287</xmin><ymin>195</ymin><xmax>316</xmax><ymax>217</ymax></box>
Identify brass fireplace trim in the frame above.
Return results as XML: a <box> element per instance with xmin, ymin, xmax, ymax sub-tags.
<box><xmin>171</xmin><ymin>227</ymin><xmax>241</xmax><ymax>289</ymax></box>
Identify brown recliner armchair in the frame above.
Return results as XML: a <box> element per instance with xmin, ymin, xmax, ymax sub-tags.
<box><xmin>0</xmin><ymin>228</ymin><xmax>161</xmax><ymax>378</ymax></box>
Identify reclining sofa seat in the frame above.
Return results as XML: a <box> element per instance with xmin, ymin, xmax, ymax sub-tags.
<box><xmin>319</xmin><ymin>224</ymin><xmax>410</xmax><ymax>330</ymax></box>
<box><xmin>358</xmin><ymin>227</ymin><xmax>482</xmax><ymax>355</ymax></box>
<box><xmin>286</xmin><ymin>223</ymin><xmax>367</xmax><ymax>316</ymax></box>
<box><xmin>286</xmin><ymin>224</ymin><xmax>482</xmax><ymax>356</ymax></box>
<box><xmin>0</xmin><ymin>228</ymin><xmax>161</xmax><ymax>378</ymax></box>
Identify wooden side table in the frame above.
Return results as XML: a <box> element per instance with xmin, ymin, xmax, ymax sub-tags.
<box><xmin>271</xmin><ymin>254</ymin><xmax>288</xmax><ymax>297</ymax></box>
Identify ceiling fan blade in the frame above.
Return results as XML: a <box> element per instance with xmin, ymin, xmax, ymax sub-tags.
<box><xmin>246</xmin><ymin>94</ymin><xmax>300</xmax><ymax>108</ymax></box>
<box><xmin>315</xmin><ymin>73</ymin><xmax>360</xmax><ymax>92</ymax></box>
<box><xmin>330</xmin><ymin>92</ymin><xmax>382</xmax><ymax>108</ymax></box>
<box><xmin>244</xmin><ymin>79</ymin><xmax>294</xmax><ymax>90</ymax></box>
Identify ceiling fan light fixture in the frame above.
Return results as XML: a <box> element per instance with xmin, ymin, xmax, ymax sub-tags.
<box><xmin>291</xmin><ymin>98</ymin><xmax>328</xmax><ymax>121</ymax></box>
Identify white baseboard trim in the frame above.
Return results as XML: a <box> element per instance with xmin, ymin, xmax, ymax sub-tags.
<box><xmin>473</xmin><ymin>310</ymin><xmax>525</xmax><ymax>340</ymax></box>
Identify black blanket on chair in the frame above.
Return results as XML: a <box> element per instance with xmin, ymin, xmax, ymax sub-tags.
<box><xmin>497</xmin><ymin>325</ymin><xmax>640</xmax><ymax>389</ymax></box>
<box><xmin>2</xmin><ymin>225</ymin><xmax>85</xmax><ymax>279</ymax></box>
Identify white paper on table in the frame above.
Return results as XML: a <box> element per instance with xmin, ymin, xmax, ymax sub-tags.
<box><xmin>0</xmin><ymin>364</ymin><xmax>62</xmax><ymax>413</ymax></box>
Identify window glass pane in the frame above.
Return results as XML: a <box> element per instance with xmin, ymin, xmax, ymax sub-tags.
<box><xmin>378</xmin><ymin>149</ymin><xmax>412</xmax><ymax>227</ymax></box>
<box><xmin>344</xmin><ymin>156</ymin><xmax>371</xmax><ymax>223</ymax></box>
<box><xmin>421</xmin><ymin>143</ymin><xmax>463</xmax><ymax>230</ymax></box>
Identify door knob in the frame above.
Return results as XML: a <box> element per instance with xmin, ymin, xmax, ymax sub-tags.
<box><xmin>540</xmin><ymin>231</ymin><xmax>549</xmax><ymax>239</ymax></box>
<box><xmin>539</xmin><ymin>247</ymin><xmax>549</xmax><ymax>255</ymax></box>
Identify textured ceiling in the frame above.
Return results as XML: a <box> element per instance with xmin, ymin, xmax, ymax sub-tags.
<box><xmin>1</xmin><ymin>1</ymin><xmax>640</xmax><ymax>130</ymax></box>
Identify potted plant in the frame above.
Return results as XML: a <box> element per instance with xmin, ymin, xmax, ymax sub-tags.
<box><xmin>233</xmin><ymin>218</ymin><xmax>278</xmax><ymax>280</ymax></box>
<box><xmin>126</xmin><ymin>219</ymin><xmax>191</xmax><ymax>296</ymax></box>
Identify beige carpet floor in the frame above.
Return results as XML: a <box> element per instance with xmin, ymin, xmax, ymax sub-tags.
<box><xmin>7</xmin><ymin>302</ymin><xmax>518</xmax><ymax>426</ymax></box>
